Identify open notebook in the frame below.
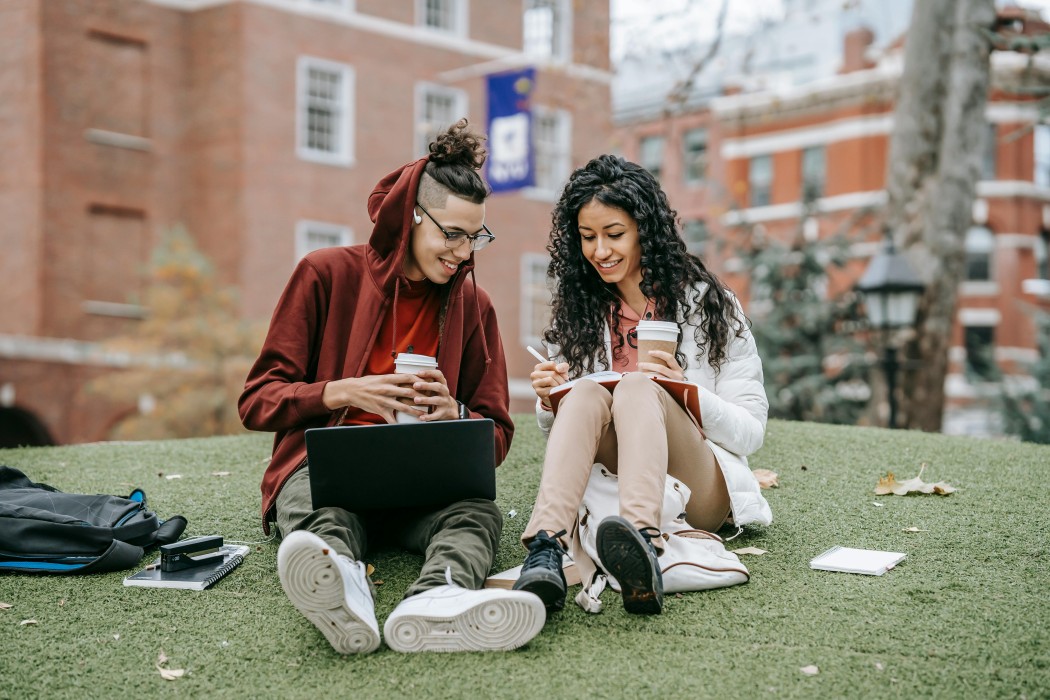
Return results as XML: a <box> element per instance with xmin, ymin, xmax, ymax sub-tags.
<box><xmin>548</xmin><ymin>371</ymin><xmax>702</xmax><ymax>426</ymax></box>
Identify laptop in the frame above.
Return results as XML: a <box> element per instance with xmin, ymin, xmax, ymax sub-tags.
<box><xmin>305</xmin><ymin>419</ymin><xmax>497</xmax><ymax>512</ymax></box>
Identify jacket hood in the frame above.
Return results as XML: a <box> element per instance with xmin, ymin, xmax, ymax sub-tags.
<box><xmin>366</xmin><ymin>157</ymin><xmax>476</xmax><ymax>293</ymax></box>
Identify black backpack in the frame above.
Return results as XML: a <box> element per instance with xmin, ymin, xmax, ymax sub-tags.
<box><xmin>0</xmin><ymin>465</ymin><xmax>187</xmax><ymax>574</ymax></box>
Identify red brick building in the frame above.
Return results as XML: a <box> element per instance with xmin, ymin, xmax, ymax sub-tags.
<box><xmin>0</xmin><ymin>0</ymin><xmax>613</xmax><ymax>445</ymax></box>
<box><xmin>614</xmin><ymin>18</ymin><xmax>1050</xmax><ymax>435</ymax></box>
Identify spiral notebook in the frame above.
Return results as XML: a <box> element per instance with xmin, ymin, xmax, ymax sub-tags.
<box><xmin>123</xmin><ymin>544</ymin><xmax>249</xmax><ymax>590</ymax></box>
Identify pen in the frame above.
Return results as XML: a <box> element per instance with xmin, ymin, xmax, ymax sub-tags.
<box><xmin>526</xmin><ymin>345</ymin><xmax>549</xmax><ymax>364</ymax></box>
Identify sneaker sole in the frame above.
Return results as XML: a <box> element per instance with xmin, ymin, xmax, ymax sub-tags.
<box><xmin>277</xmin><ymin>535</ymin><xmax>380</xmax><ymax>655</ymax></box>
<box><xmin>512</xmin><ymin>569</ymin><xmax>566</xmax><ymax>612</ymax></box>
<box><xmin>596</xmin><ymin>517</ymin><xmax>663</xmax><ymax>615</ymax></box>
<box><xmin>385</xmin><ymin>593</ymin><xmax>545</xmax><ymax>653</ymax></box>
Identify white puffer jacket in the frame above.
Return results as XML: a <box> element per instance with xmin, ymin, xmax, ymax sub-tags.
<box><xmin>536</xmin><ymin>282</ymin><xmax>772</xmax><ymax>528</ymax></box>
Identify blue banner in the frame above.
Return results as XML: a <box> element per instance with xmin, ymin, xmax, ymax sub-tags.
<box><xmin>486</xmin><ymin>68</ymin><xmax>535</xmax><ymax>193</ymax></box>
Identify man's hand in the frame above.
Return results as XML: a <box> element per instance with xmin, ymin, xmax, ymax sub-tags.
<box><xmin>412</xmin><ymin>369</ymin><xmax>460</xmax><ymax>422</ymax></box>
<box><xmin>322</xmin><ymin>373</ymin><xmax>428</xmax><ymax>424</ymax></box>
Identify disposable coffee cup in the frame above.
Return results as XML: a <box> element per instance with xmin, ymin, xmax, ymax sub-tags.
<box><xmin>636</xmin><ymin>320</ymin><xmax>680</xmax><ymax>370</ymax></box>
<box><xmin>393</xmin><ymin>353</ymin><xmax>438</xmax><ymax>424</ymax></box>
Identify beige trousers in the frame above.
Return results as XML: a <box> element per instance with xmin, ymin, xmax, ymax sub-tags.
<box><xmin>523</xmin><ymin>372</ymin><xmax>731</xmax><ymax>549</ymax></box>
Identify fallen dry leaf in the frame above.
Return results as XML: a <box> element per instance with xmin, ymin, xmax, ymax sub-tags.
<box><xmin>872</xmin><ymin>502</ymin><xmax>884</xmax><ymax>507</ymax></box>
<box><xmin>58</xmin><ymin>598</ymin><xmax>65</xmax><ymax>607</ymax></box>
<box><xmin>211</xmin><ymin>471</ymin><xmax>231</xmax><ymax>477</ymax></box>
<box><xmin>365</xmin><ymin>564</ymin><xmax>375</xmax><ymax>577</ymax></box>
<box><xmin>733</xmin><ymin>547</ymin><xmax>768</xmax><ymax>556</ymax></box>
<box><xmin>157</xmin><ymin>666</ymin><xmax>185</xmax><ymax>681</ymax></box>
<box><xmin>875</xmin><ymin>463</ymin><xmax>955</xmax><ymax>496</ymax></box>
<box><xmin>902</xmin><ymin>527</ymin><xmax>927</xmax><ymax>533</ymax></box>
<box><xmin>20</xmin><ymin>619</ymin><xmax>37</xmax><ymax>626</ymax></box>
<box><xmin>113</xmin><ymin>634</ymin><xmax>120</xmax><ymax>641</ymax></box>
<box><xmin>875</xmin><ymin>662</ymin><xmax>885</xmax><ymax>671</ymax></box>
<box><xmin>752</xmin><ymin>469</ymin><xmax>779</xmax><ymax>489</ymax></box>
<box><xmin>0</xmin><ymin>602</ymin><xmax>12</xmax><ymax>610</ymax></box>
<box><xmin>165</xmin><ymin>474</ymin><xmax>183</xmax><ymax>480</ymax></box>
<box><xmin>157</xmin><ymin>650</ymin><xmax>169</xmax><ymax>666</ymax></box>
<box><xmin>800</xmin><ymin>665</ymin><xmax>820</xmax><ymax>676</ymax></box>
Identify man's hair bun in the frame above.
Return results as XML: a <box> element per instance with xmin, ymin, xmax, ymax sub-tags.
<box><xmin>429</xmin><ymin>119</ymin><xmax>487</xmax><ymax>170</ymax></box>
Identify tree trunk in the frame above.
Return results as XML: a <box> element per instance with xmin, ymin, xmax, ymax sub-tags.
<box><xmin>883</xmin><ymin>0</ymin><xmax>996</xmax><ymax>431</ymax></box>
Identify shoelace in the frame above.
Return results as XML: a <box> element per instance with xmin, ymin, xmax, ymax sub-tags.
<box><xmin>524</xmin><ymin>529</ymin><xmax>567</xmax><ymax>571</ymax></box>
<box><xmin>639</xmin><ymin>526</ymin><xmax>663</xmax><ymax>557</ymax></box>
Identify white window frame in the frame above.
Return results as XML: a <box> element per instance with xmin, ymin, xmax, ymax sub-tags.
<box><xmin>639</xmin><ymin>135</ymin><xmax>665</xmax><ymax>180</ymax></box>
<box><xmin>749</xmin><ymin>154</ymin><xmax>773</xmax><ymax>207</ymax></box>
<box><xmin>305</xmin><ymin>0</ymin><xmax>353</xmax><ymax>11</ymax></box>
<box><xmin>525</xmin><ymin>106</ymin><xmax>571</xmax><ymax>201</ymax></box>
<box><xmin>523</xmin><ymin>0</ymin><xmax>572</xmax><ymax>63</ymax></box>
<box><xmin>520</xmin><ymin>253</ymin><xmax>552</xmax><ymax>347</ymax></box>
<box><xmin>414</xmin><ymin>82</ymin><xmax>469</xmax><ymax>157</ymax></box>
<box><xmin>416</xmin><ymin>0</ymin><xmax>468</xmax><ymax>37</ymax></box>
<box><xmin>295</xmin><ymin>220</ymin><xmax>352</xmax><ymax>260</ymax></box>
<box><xmin>296</xmin><ymin>56</ymin><xmax>355</xmax><ymax>167</ymax></box>
<box><xmin>1035</xmin><ymin>124</ymin><xmax>1050</xmax><ymax>188</ymax></box>
<box><xmin>682</xmin><ymin>128</ymin><xmax>708</xmax><ymax>186</ymax></box>
<box><xmin>964</xmin><ymin>224</ymin><xmax>995</xmax><ymax>282</ymax></box>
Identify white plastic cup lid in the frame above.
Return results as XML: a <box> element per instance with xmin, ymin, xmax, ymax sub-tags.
<box><xmin>394</xmin><ymin>353</ymin><xmax>438</xmax><ymax>369</ymax></box>
<box><xmin>635</xmin><ymin>320</ymin><xmax>680</xmax><ymax>341</ymax></box>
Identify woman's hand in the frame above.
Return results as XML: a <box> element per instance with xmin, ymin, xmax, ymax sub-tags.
<box><xmin>530</xmin><ymin>360</ymin><xmax>570</xmax><ymax>408</ymax></box>
<box><xmin>639</xmin><ymin>350</ymin><xmax>686</xmax><ymax>381</ymax></box>
<box><xmin>322</xmin><ymin>373</ymin><xmax>425</xmax><ymax>424</ymax></box>
<box><xmin>411</xmin><ymin>369</ymin><xmax>460</xmax><ymax>422</ymax></box>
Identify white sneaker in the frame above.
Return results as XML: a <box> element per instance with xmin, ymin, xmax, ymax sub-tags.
<box><xmin>277</xmin><ymin>530</ymin><xmax>381</xmax><ymax>654</ymax></box>
<box><xmin>384</xmin><ymin>570</ymin><xmax>545</xmax><ymax>653</ymax></box>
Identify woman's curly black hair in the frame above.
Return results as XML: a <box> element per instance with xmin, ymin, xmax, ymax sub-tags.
<box><xmin>543</xmin><ymin>154</ymin><xmax>748</xmax><ymax>376</ymax></box>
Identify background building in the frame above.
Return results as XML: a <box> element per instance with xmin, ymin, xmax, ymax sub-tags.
<box><xmin>0</xmin><ymin>0</ymin><xmax>613</xmax><ymax>445</ymax></box>
<box><xmin>613</xmin><ymin>0</ymin><xmax>1050</xmax><ymax>435</ymax></box>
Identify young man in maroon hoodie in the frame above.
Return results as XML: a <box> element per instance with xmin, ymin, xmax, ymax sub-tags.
<box><xmin>239</xmin><ymin>121</ymin><xmax>544</xmax><ymax>654</ymax></box>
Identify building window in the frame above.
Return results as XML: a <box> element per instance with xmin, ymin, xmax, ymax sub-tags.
<box><xmin>307</xmin><ymin>0</ymin><xmax>352</xmax><ymax>9</ymax></box>
<box><xmin>982</xmin><ymin>123</ymin><xmax>997</xmax><ymax>180</ymax></box>
<box><xmin>1035</xmin><ymin>124</ymin><xmax>1050</xmax><ymax>187</ymax></box>
<box><xmin>682</xmin><ymin>128</ymin><xmax>707</xmax><ymax>185</ymax></box>
<box><xmin>415</xmin><ymin>83</ymin><xmax>468</xmax><ymax>156</ymax></box>
<box><xmin>417</xmin><ymin>0</ymin><xmax>466</xmax><ymax>35</ymax></box>
<box><xmin>1037</xmin><ymin>231</ymin><xmax>1049</xmax><ymax>280</ymax></box>
<box><xmin>297</xmin><ymin>57</ymin><xmax>354</xmax><ymax>166</ymax></box>
<box><xmin>801</xmin><ymin>146</ymin><xmax>825</xmax><ymax>201</ymax></box>
<box><xmin>749</xmin><ymin>154</ymin><xmax>773</xmax><ymax>207</ymax></box>
<box><xmin>964</xmin><ymin>224</ymin><xmax>994</xmax><ymax>281</ymax></box>
<box><xmin>524</xmin><ymin>0</ymin><xmax>570</xmax><ymax>62</ymax></box>
<box><xmin>521</xmin><ymin>254</ymin><xmax>552</xmax><ymax>345</ymax></box>
<box><xmin>682</xmin><ymin>219</ymin><xmax>709</xmax><ymax>256</ymax></box>
<box><xmin>296</xmin><ymin>221</ymin><xmax>352</xmax><ymax>260</ymax></box>
<box><xmin>639</xmin><ymin>136</ymin><xmax>665</xmax><ymax>180</ymax></box>
<box><xmin>531</xmin><ymin>107</ymin><xmax>571</xmax><ymax>196</ymax></box>
<box><xmin>964</xmin><ymin>325</ymin><xmax>996</xmax><ymax>380</ymax></box>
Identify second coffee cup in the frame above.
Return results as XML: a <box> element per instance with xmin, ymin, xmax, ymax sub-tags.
<box><xmin>635</xmin><ymin>320</ymin><xmax>680</xmax><ymax>370</ymax></box>
<box><xmin>393</xmin><ymin>353</ymin><xmax>439</xmax><ymax>424</ymax></box>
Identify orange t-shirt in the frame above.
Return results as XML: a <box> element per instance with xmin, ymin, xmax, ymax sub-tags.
<box><xmin>343</xmin><ymin>278</ymin><xmax>441</xmax><ymax>425</ymax></box>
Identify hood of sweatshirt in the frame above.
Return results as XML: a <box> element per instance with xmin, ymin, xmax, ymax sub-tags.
<box><xmin>365</xmin><ymin>157</ymin><xmax>477</xmax><ymax>295</ymax></box>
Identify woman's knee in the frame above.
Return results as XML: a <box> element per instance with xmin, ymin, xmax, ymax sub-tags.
<box><xmin>559</xmin><ymin>377</ymin><xmax>612</xmax><ymax>412</ymax></box>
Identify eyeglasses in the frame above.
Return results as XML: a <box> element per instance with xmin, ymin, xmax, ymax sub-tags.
<box><xmin>415</xmin><ymin>202</ymin><xmax>495</xmax><ymax>251</ymax></box>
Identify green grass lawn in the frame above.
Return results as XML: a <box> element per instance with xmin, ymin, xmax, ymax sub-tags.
<box><xmin>1</xmin><ymin>417</ymin><xmax>1047</xmax><ymax>699</ymax></box>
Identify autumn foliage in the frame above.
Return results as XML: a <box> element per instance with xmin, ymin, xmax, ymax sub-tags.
<box><xmin>86</xmin><ymin>227</ymin><xmax>264</xmax><ymax>440</ymax></box>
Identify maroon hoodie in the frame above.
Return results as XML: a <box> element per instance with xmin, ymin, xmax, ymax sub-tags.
<box><xmin>238</xmin><ymin>157</ymin><xmax>514</xmax><ymax>532</ymax></box>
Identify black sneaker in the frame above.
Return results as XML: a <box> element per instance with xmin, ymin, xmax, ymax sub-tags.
<box><xmin>513</xmin><ymin>529</ymin><xmax>568</xmax><ymax>612</ymax></box>
<box><xmin>595</xmin><ymin>516</ymin><xmax>664</xmax><ymax>615</ymax></box>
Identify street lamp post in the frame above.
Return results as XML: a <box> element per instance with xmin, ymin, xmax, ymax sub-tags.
<box><xmin>856</xmin><ymin>232</ymin><xmax>925</xmax><ymax>429</ymax></box>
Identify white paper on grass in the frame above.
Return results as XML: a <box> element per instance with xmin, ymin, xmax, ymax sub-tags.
<box><xmin>809</xmin><ymin>546</ymin><xmax>906</xmax><ymax>576</ymax></box>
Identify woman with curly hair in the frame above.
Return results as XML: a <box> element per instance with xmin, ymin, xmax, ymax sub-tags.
<box><xmin>513</xmin><ymin>154</ymin><xmax>771</xmax><ymax>615</ymax></box>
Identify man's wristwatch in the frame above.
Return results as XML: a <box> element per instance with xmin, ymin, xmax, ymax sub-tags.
<box><xmin>456</xmin><ymin>400</ymin><xmax>470</xmax><ymax>420</ymax></box>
